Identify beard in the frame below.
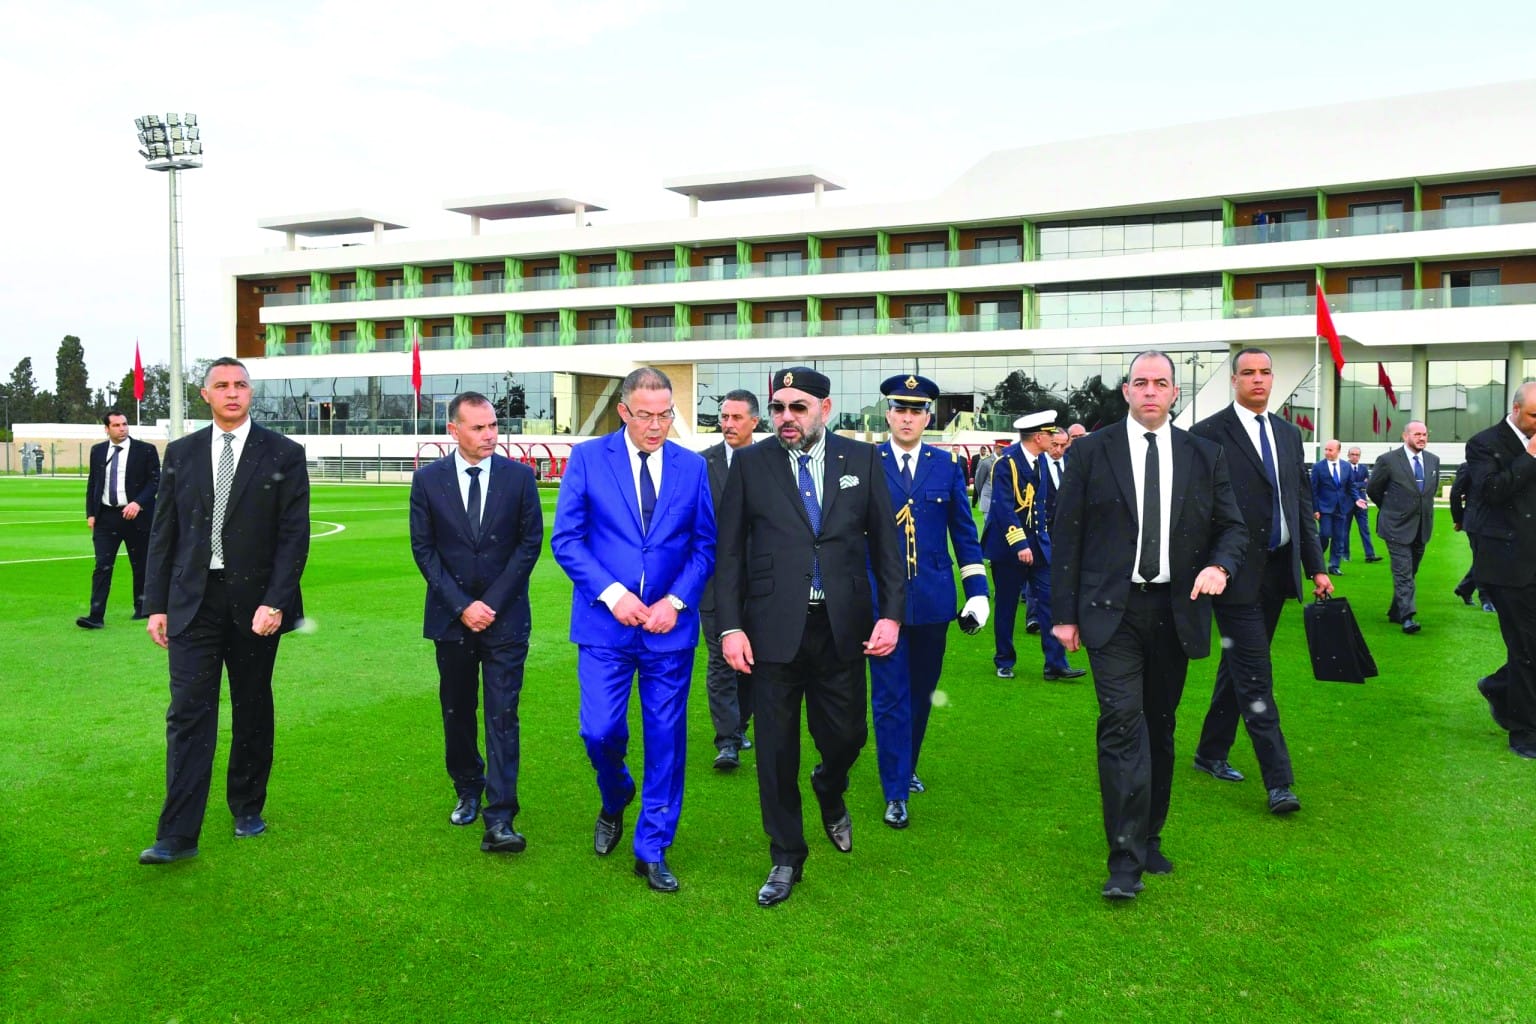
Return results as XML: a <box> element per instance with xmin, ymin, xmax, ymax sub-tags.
<box><xmin>776</xmin><ymin>421</ymin><xmax>824</xmax><ymax>453</ymax></box>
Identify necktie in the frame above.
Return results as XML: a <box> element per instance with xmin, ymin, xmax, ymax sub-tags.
<box><xmin>1412</xmin><ymin>453</ymin><xmax>1424</xmax><ymax>491</ymax></box>
<box><xmin>107</xmin><ymin>445</ymin><xmax>121</xmax><ymax>505</ymax></box>
<box><xmin>798</xmin><ymin>454</ymin><xmax>823</xmax><ymax>592</ymax></box>
<box><xmin>638</xmin><ymin>451</ymin><xmax>657</xmax><ymax>533</ymax></box>
<box><xmin>1051</xmin><ymin>460</ymin><xmax>1062</xmax><ymax>488</ymax></box>
<box><xmin>901</xmin><ymin>452</ymin><xmax>914</xmax><ymax>491</ymax></box>
<box><xmin>465</xmin><ymin>465</ymin><xmax>482</xmax><ymax>541</ymax></box>
<box><xmin>1256</xmin><ymin>415</ymin><xmax>1281</xmax><ymax>550</ymax></box>
<box><xmin>1138</xmin><ymin>432</ymin><xmax>1160</xmax><ymax>583</ymax></box>
<box><xmin>212</xmin><ymin>433</ymin><xmax>235</xmax><ymax>564</ymax></box>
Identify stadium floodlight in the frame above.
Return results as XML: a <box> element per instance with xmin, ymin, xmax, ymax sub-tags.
<box><xmin>133</xmin><ymin>112</ymin><xmax>204</xmax><ymax>441</ymax></box>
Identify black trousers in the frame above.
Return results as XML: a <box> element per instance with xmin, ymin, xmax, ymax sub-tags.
<box><xmin>700</xmin><ymin>608</ymin><xmax>753</xmax><ymax>751</ymax></box>
<box><xmin>1481</xmin><ymin>581</ymin><xmax>1536</xmax><ymax>749</ymax></box>
<box><xmin>88</xmin><ymin>506</ymin><xmax>149</xmax><ymax>620</ymax></box>
<box><xmin>1386</xmin><ymin>537</ymin><xmax>1426</xmax><ymax>620</ymax></box>
<box><xmin>1455</xmin><ymin>533</ymin><xmax>1487</xmax><ymax>605</ymax></box>
<box><xmin>1196</xmin><ymin>545</ymin><xmax>1296</xmax><ymax>789</ymax></box>
<box><xmin>157</xmin><ymin>572</ymin><xmax>280</xmax><ymax>846</ymax></box>
<box><xmin>435</xmin><ymin>631</ymin><xmax>529</xmax><ymax>826</ymax></box>
<box><xmin>1086</xmin><ymin>587</ymin><xmax>1189</xmax><ymax>878</ymax></box>
<box><xmin>753</xmin><ymin>604</ymin><xmax>867</xmax><ymax>868</ymax></box>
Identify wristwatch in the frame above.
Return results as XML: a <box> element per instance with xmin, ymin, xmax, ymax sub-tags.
<box><xmin>666</xmin><ymin>594</ymin><xmax>686</xmax><ymax>612</ymax></box>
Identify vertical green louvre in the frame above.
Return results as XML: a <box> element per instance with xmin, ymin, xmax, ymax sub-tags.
<box><xmin>806</xmin><ymin>236</ymin><xmax>821</xmax><ymax>276</ymax></box>
<box><xmin>947</xmin><ymin>226</ymin><xmax>960</xmax><ymax>268</ymax></box>
<box><xmin>946</xmin><ymin>291</ymin><xmax>961</xmax><ymax>333</ymax></box>
<box><xmin>310</xmin><ymin>321</ymin><xmax>330</xmax><ymax>355</ymax></box>
<box><xmin>1412</xmin><ymin>180</ymin><xmax>1424</xmax><ymax>232</ymax></box>
<box><xmin>558</xmin><ymin>309</ymin><xmax>577</xmax><ymax>346</ymax></box>
<box><xmin>1221</xmin><ymin>271</ymin><xmax>1235</xmax><ymax>318</ymax></box>
<box><xmin>503</xmin><ymin>257</ymin><xmax>523</xmax><ymax>292</ymax></box>
<box><xmin>505</xmin><ymin>311</ymin><xmax>523</xmax><ymax>347</ymax></box>
<box><xmin>404</xmin><ymin>316</ymin><xmax>422</xmax><ymax>347</ymax></box>
<box><xmin>736</xmin><ymin>299</ymin><xmax>752</xmax><ymax>340</ymax></box>
<box><xmin>806</xmin><ymin>296</ymin><xmax>822</xmax><ymax>337</ymax></box>
<box><xmin>616</xmin><ymin>306</ymin><xmax>633</xmax><ymax>344</ymax></box>
<box><xmin>673</xmin><ymin>303</ymin><xmax>691</xmax><ymax>342</ymax></box>
<box><xmin>875</xmin><ymin>294</ymin><xmax>891</xmax><ymax>334</ymax></box>
<box><xmin>1022</xmin><ymin>287</ymin><xmax>1038</xmax><ymax>329</ymax></box>
<box><xmin>309</xmin><ymin>271</ymin><xmax>330</xmax><ymax>304</ymax></box>
<box><xmin>616</xmin><ymin>250</ymin><xmax>633</xmax><ymax>287</ymax></box>
<box><xmin>403</xmin><ymin>265</ymin><xmax>423</xmax><ymax>299</ymax></box>
<box><xmin>264</xmin><ymin>323</ymin><xmax>285</xmax><ymax>356</ymax></box>
<box><xmin>1022</xmin><ymin>219</ymin><xmax>1037</xmax><ymax>262</ymax></box>
<box><xmin>453</xmin><ymin>261</ymin><xmax>473</xmax><ymax>296</ymax></box>
<box><xmin>1316</xmin><ymin>191</ymin><xmax>1328</xmax><ymax>240</ymax></box>
<box><xmin>558</xmin><ymin>253</ymin><xmax>578</xmax><ymax>290</ymax></box>
<box><xmin>453</xmin><ymin>314</ymin><xmax>474</xmax><ymax>349</ymax></box>
<box><xmin>356</xmin><ymin>320</ymin><xmax>375</xmax><ymax>354</ymax></box>
<box><xmin>355</xmin><ymin>268</ymin><xmax>375</xmax><ymax>301</ymax></box>
<box><xmin>673</xmin><ymin>244</ymin><xmax>691</xmax><ymax>283</ymax></box>
<box><xmin>876</xmin><ymin>230</ymin><xmax>890</xmax><ymax>272</ymax></box>
<box><xmin>736</xmin><ymin>240</ymin><xmax>752</xmax><ymax>279</ymax></box>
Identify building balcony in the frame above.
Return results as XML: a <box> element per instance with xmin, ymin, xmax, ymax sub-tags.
<box><xmin>1223</xmin><ymin>199</ymin><xmax>1536</xmax><ymax>246</ymax></box>
<box><xmin>1229</xmin><ymin>283</ymin><xmax>1536</xmax><ymax>318</ymax></box>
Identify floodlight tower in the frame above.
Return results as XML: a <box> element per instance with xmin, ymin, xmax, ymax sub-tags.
<box><xmin>135</xmin><ymin>113</ymin><xmax>203</xmax><ymax>440</ymax></box>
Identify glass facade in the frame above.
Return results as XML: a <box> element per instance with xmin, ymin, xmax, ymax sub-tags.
<box><xmin>1336</xmin><ymin>360</ymin><xmax>1411</xmax><ymax>443</ymax></box>
<box><xmin>1426</xmin><ymin>359</ymin><xmax>1505</xmax><ymax>442</ymax></box>
<box><xmin>1036</xmin><ymin>275</ymin><xmax>1220</xmax><ymax>329</ymax></box>
<box><xmin>1038</xmin><ymin>211</ymin><xmax>1220</xmax><ymax>260</ymax></box>
<box><xmin>252</xmin><ymin>372</ymin><xmax>556</xmax><ymax>437</ymax></box>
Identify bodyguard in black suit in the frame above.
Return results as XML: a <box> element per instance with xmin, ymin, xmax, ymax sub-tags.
<box><xmin>140</xmin><ymin>358</ymin><xmax>310</xmax><ymax>864</ymax></box>
<box><xmin>716</xmin><ymin>367</ymin><xmax>906</xmax><ymax>907</ymax></box>
<box><xmin>1052</xmin><ymin>351</ymin><xmax>1246</xmax><ymax>899</ymax></box>
<box><xmin>1367</xmin><ymin>422</ymin><xmax>1440</xmax><ymax>634</ymax></box>
<box><xmin>1189</xmin><ymin>349</ymin><xmax>1331</xmax><ymax>815</ymax></box>
<box><xmin>410</xmin><ymin>392</ymin><xmax>543</xmax><ymax>853</ymax></box>
<box><xmin>699</xmin><ymin>389</ymin><xmax>760</xmax><ymax>771</ymax></box>
<box><xmin>78</xmin><ymin>410</ymin><xmax>160</xmax><ymax>627</ymax></box>
<box><xmin>1449</xmin><ymin>462</ymin><xmax>1491</xmax><ymax>611</ymax></box>
<box><xmin>1465</xmin><ymin>383</ymin><xmax>1536</xmax><ymax>759</ymax></box>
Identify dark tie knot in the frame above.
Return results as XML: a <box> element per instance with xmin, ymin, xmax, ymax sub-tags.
<box><xmin>639</xmin><ymin>451</ymin><xmax>650</xmax><ymax>463</ymax></box>
<box><xmin>1144</xmin><ymin>432</ymin><xmax>1156</xmax><ymax>444</ymax></box>
<box><xmin>466</xmin><ymin>466</ymin><xmax>480</xmax><ymax>478</ymax></box>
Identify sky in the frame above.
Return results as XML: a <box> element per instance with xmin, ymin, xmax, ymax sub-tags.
<box><xmin>5</xmin><ymin>0</ymin><xmax>1536</xmax><ymax>397</ymax></box>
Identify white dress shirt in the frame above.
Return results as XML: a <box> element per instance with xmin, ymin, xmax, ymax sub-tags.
<box><xmin>209</xmin><ymin>418</ymin><xmax>253</xmax><ymax>570</ymax></box>
<box><xmin>1127</xmin><ymin>419</ymin><xmax>1173</xmax><ymax>584</ymax></box>
<box><xmin>1232</xmin><ymin>403</ymin><xmax>1290</xmax><ymax>548</ymax></box>
<box><xmin>452</xmin><ymin>448</ymin><xmax>490</xmax><ymax>526</ymax></box>
<box><xmin>101</xmin><ymin>436</ymin><xmax>133</xmax><ymax>507</ymax></box>
<box><xmin>599</xmin><ymin>433</ymin><xmax>666</xmax><ymax>609</ymax></box>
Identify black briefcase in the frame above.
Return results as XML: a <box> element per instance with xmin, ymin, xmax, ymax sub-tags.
<box><xmin>1303</xmin><ymin>597</ymin><xmax>1378</xmax><ymax>684</ymax></box>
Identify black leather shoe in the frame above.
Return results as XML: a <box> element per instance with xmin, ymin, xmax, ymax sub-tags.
<box><xmin>1402</xmin><ymin>618</ymin><xmax>1421</xmax><ymax>635</ymax></box>
<box><xmin>822</xmin><ymin>810</ymin><xmax>852</xmax><ymax>853</ymax></box>
<box><xmin>883</xmin><ymin>800</ymin><xmax>909</xmax><ymax>829</ymax></box>
<box><xmin>481</xmin><ymin>821</ymin><xmax>527</xmax><ymax>853</ymax></box>
<box><xmin>1101</xmin><ymin>873</ymin><xmax>1144</xmax><ymax>900</ymax></box>
<box><xmin>996</xmin><ymin>667</ymin><xmax>1015</xmax><ymax>679</ymax></box>
<box><xmin>450</xmin><ymin>794</ymin><xmax>480</xmax><ymax>826</ymax></box>
<box><xmin>1478</xmin><ymin>676</ymin><xmax>1512</xmax><ymax>731</ymax></box>
<box><xmin>634</xmin><ymin>857</ymin><xmax>679</xmax><ymax>892</ymax></box>
<box><xmin>234</xmin><ymin>814</ymin><xmax>266</xmax><ymax>838</ymax></box>
<box><xmin>75</xmin><ymin>617</ymin><xmax>104</xmax><ymax>630</ymax></box>
<box><xmin>1043</xmin><ymin>667</ymin><xmax>1087</xmax><ymax>681</ymax></box>
<box><xmin>1511</xmin><ymin>742</ymin><xmax>1536</xmax><ymax>760</ymax></box>
<box><xmin>132</xmin><ymin>612</ymin><xmax>150</xmax><ymax>620</ymax></box>
<box><xmin>908</xmin><ymin>773</ymin><xmax>925</xmax><ymax>794</ymax></box>
<box><xmin>757</xmin><ymin>864</ymin><xmax>803</xmax><ymax>907</ymax></box>
<box><xmin>594</xmin><ymin>811</ymin><xmax>623</xmax><ymax>856</ymax></box>
<box><xmin>1145</xmin><ymin>849</ymin><xmax>1174</xmax><ymax>875</ymax></box>
<box><xmin>1025</xmin><ymin>619</ymin><xmax>1041</xmax><ymax>635</ymax></box>
<box><xmin>713</xmin><ymin>745</ymin><xmax>740</xmax><ymax>771</ymax></box>
<box><xmin>139</xmin><ymin>842</ymin><xmax>198</xmax><ymax>865</ymax></box>
<box><xmin>1365</xmin><ymin>556</ymin><xmax>1383</xmax><ymax>563</ymax></box>
<box><xmin>1192</xmin><ymin>756</ymin><xmax>1245</xmax><ymax>782</ymax></box>
<box><xmin>1268</xmin><ymin>786</ymin><xmax>1301</xmax><ymax>814</ymax></box>
<box><xmin>1454</xmin><ymin>584</ymin><xmax>1475</xmax><ymax>605</ymax></box>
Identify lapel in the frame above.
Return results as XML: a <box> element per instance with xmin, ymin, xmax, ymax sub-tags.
<box><xmin>879</xmin><ymin>443</ymin><xmax>904</xmax><ymax>495</ymax></box>
<box><xmin>435</xmin><ymin>455</ymin><xmax>475</xmax><ymax>539</ymax></box>
<box><xmin>706</xmin><ymin>444</ymin><xmax>728</xmax><ymax>496</ymax></box>
<box><xmin>601</xmin><ymin>431</ymin><xmax>645</xmax><ymax>535</ymax></box>
<box><xmin>187</xmin><ymin>427</ymin><xmax>214</xmax><ymax>519</ymax></box>
<box><xmin>653</xmin><ymin>441</ymin><xmax>681</xmax><ymax>528</ymax></box>
<box><xmin>1102</xmin><ymin>421</ymin><xmax>1137</xmax><ymax>521</ymax></box>
<box><xmin>1170</xmin><ymin>427</ymin><xmax>1192</xmax><ymax>536</ymax></box>
<box><xmin>224</xmin><ymin>423</ymin><xmax>266</xmax><ymax>515</ymax></box>
<box><xmin>911</xmin><ymin>444</ymin><xmax>940</xmax><ymax>493</ymax></box>
<box><xmin>760</xmin><ymin>439</ymin><xmax>814</xmax><ymax>534</ymax></box>
<box><xmin>819</xmin><ymin>436</ymin><xmax>849</xmax><ymax>528</ymax></box>
<box><xmin>1224</xmin><ymin>407</ymin><xmax>1266</xmax><ymax>480</ymax></box>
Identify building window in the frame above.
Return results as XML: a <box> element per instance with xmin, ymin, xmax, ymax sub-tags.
<box><xmin>762</xmin><ymin>309</ymin><xmax>805</xmax><ymax>337</ymax></box>
<box><xmin>1249</xmin><ymin>208</ymin><xmax>1311</xmax><ymax>243</ymax></box>
<box><xmin>1346</xmin><ymin>275</ymin><xmax>1406</xmax><ymax>311</ymax></box>
<box><xmin>384</xmin><ymin>277</ymin><xmax>403</xmax><ymax>298</ymax></box>
<box><xmin>641</xmin><ymin>258</ymin><xmax>676</xmax><ymax>284</ymax></box>
<box><xmin>530</xmin><ymin>267</ymin><xmax>559</xmax><ymax>290</ymax></box>
<box><xmin>1427</xmin><ymin>359</ymin><xmax>1505</xmax><ymax>442</ymax></box>
<box><xmin>1346</xmin><ymin>200</ymin><xmax>1406</xmax><ymax>236</ymax></box>
<box><xmin>701</xmin><ymin>311</ymin><xmax>737</xmax><ymax>339</ymax></box>
<box><xmin>585</xmin><ymin>316</ymin><xmax>616</xmax><ymax>342</ymax></box>
<box><xmin>835</xmin><ymin>245</ymin><xmax>877</xmax><ymax>272</ymax></box>
<box><xmin>1337</xmin><ymin>360</ymin><xmax>1412</xmax><ymax>442</ymax></box>
<box><xmin>482</xmin><ymin>322</ymin><xmax>504</xmax><ymax>346</ymax></box>
<box><xmin>834</xmin><ymin>305</ymin><xmax>877</xmax><ymax>335</ymax></box>
<box><xmin>588</xmin><ymin>262</ymin><xmax>616</xmax><ymax>286</ymax></box>
<box><xmin>765</xmin><ymin>251</ymin><xmax>804</xmax><ymax>276</ymax></box>
<box><xmin>902</xmin><ymin>302</ymin><xmax>946</xmax><ymax>332</ymax></box>
<box><xmin>704</xmin><ymin>254</ymin><xmax>738</xmax><ymax>281</ymax></box>
<box><xmin>975</xmin><ymin>237</ymin><xmax>1021</xmax><ymax>264</ymax></box>
<box><xmin>974</xmin><ymin>299</ymin><xmax>1021</xmax><ymax>330</ymax></box>
<box><xmin>1443</xmin><ymin>192</ymin><xmax>1501</xmax><ymax>228</ymax></box>
<box><xmin>902</xmin><ymin>241</ymin><xmax>946</xmax><ymax>269</ymax></box>
<box><xmin>1039</xmin><ymin>211</ymin><xmax>1220</xmax><ymax>260</ymax></box>
<box><xmin>1037</xmin><ymin>275</ymin><xmax>1220</xmax><ymax>328</ymax></box>
<box><xmin>483</xmin><ymin>269</ymin><xmax>505</xmax><ymax>289</ymax></box>
<box><xmin>528</xmin><ymin>320</ymin><xmax>559</xmax><ymax>347</ymax></box>
<box><xmin>1254</xmin><ymin>280</ymin><xmax>1311</xmax><ymax>316</ymax></box>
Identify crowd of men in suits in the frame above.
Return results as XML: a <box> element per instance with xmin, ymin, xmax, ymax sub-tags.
<box><xmin>89</xmin><ymin>353</ymin><xmax>1536</xmax><ymax>901</ymax></box>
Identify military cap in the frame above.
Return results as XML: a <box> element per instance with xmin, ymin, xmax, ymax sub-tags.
<box><xmin>771</xmin><ymin>366</ymin><xmax>830</xmax><ymax>399</ymax></box>
<box><xmin>880</xmin><ymin>373</ymin><xmax>939</xmax><ymax>407</ymax></box>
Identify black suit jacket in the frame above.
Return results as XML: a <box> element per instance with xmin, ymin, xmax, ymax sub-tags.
<box><xmin>1052</xmin><ymin>420</ymin><xmax>1247</xmax><ymax>657</ymax></box>
<box><xmin>698</xmin><ymin>442</ymin><xmax>732</xmax><ymax>616</ymax></box>
<box><xmin>410</xmin><ymin>453</ymin><xmax>543</xmax><ymax>642</ymax></box>
<box><xmin>85</xmin><ymin>438</ymin><xmax>160</xmax><ymax>519</ymax></box>
<box><xmin>1190</xmin><ymin>406</ymin><xmax>1324</xmax><ymax>606</ymax></box>
<box><xmin>144</xmin><ymin>423</ymin><xmax>310</xmax><ymax>637</ymax></box>
<box><xmin>1367</xmin><ymin>447</ymin><xmax>1439</xmax><ymax>545</ymax></box>
<box><xmin>1448</xmin><ymin>461</ymin><xmax>1483</xmax><ymax>533</ymax></box>
<box><xmin>715</xmin><ymin>434</ymin><xmax>906</xmax><ymax>663</ymax></box>
<box><xmin>1467</xmin><ymin>420</ymin><xmax>1536</xmax><ymax>589</ymax></box>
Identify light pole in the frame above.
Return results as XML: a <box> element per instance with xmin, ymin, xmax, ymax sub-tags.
<box><xmin>135</xmin><ymin>113</ymin><xmax>203</xmax><ymax>440</ymax></box>
<box><xmin>1184</xmin><ymin>352</ymin><xmax>1206</xmax><ymax>425</ymax></box>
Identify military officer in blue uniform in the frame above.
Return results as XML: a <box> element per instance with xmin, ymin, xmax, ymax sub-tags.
<box><xmin>868</xmin><ymin>374</ymin><xmax>990</xmax><ymax>829</ymax></box>
<box><xmin>984</xmin><ymin>410</ymin><xmax>1086</xmax><ymax>682</ymax></box>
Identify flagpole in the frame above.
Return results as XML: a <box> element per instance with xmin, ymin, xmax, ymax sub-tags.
<box><xmin>1313</xmin><ymin>329</ymin><xmax>1321</xmax><ymax>461</ymax></box>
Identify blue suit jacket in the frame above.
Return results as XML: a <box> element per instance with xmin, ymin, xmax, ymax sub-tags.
<box><xmin>409</xmin><ymin>453</ymin><xmax>543</xmax><ymax>642</ymax></box>
<box><xmin>982</xmin><ymin>442</ymin><xmax>1051</xmax><ymax>564</ymax></box>
<box><xmin>1309</xmin><ymin>459</ymin><xmax>1358</xmax><ymax>515</ymax></box>
<box><xmin>877</xmin><ymin>442</ymin><xmax>988</xmax><ymax>625</ymax></box>
<box><xmin>551</xmin><ymin>431</ymin><xmax>715</xmax><ymax>652</ymax></box>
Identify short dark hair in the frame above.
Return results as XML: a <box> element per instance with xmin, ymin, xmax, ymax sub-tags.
<box><xmin>204</xmin><ymin>356</ymin><xmax>248</xmax><ymax>385</ymax></box>
<box><xmin>721</xmin><ymin>389</ymin><xmax>760</xmax><ymax>417</ymax></box>
<box><xmin>1128</xmin><ymin>350</ymin><xmax>1176</xmax><ymax>381</ymax></box>
<box><xmin>620</xmin><ymin>367</ymin><xmax>672</xmax><ymax>404</ymax></box>
<box><xmin>1231</xmin><ymin>347</ymin><xmax>1272</xmax><ymax>373</ymax></box>
<box><xmin>449</xmin><ymin>391</ymin><xmax>493</xmax><ymax>423</ymax></box>
<box><xmin>102</xmin><ymin>409</ymin><xmax>127</xmax><ymax>426</ymax></box>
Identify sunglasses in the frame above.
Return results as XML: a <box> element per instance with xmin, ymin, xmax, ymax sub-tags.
<box><xmin>768</xmin><ymin>401</ymin><xmax>815</xmax><ymax>416</ymax></box>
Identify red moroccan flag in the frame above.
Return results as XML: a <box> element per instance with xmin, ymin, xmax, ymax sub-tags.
<box><xmin>1385</xmin><ymin>416</ymin><xmax>1393</xmax><ymax>435</ymax></box>
<box><xmin>132</xmin><ymin>339</ymin><xmax>145</xmax><ymax>402</ymax></box>
<box><xmin>1372</xmin><ymin>405</ymin><xmax>1380</xmax><ymax>434</ymax></box>
<box><xmin>1377</xmin><ymin>362</ymin><xmax>1398</xmax><ymax>408</ymax></box>
<box><xmin>1316</xmin><ymin>284</ymin><xmax>1345</xmax><ymax>373</ymax></box>
<box><xmin>1298</xmin><ymin>413</ymin><xmax>1315</xmax><ymax>432</ymax></box>
<box><xmin>410</xmin><ymin>327</ymin><xmax>422</xmax><ymax>398</ymax></box>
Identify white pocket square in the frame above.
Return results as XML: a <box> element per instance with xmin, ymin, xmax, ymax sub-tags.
<box><xmin>839</xmin><ymin>475</ymin><xmax>860</xmax><ymax>490</ymax></box>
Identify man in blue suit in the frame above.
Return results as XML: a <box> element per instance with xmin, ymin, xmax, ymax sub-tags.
<box><xmin>1310</xmin><ymin>439</ymin><xmax>1355</xmax><ymax>574</ymax></box>
<box><xmin>409</xmin><ymin>391</ymin><xmax>543</xmax><ymax>854</ymax></box>
<box><xmin>552</xmin><ymin>367</ymin><xmax>716</xmax><ymax>893</ymax></box>
<box><xmin>984</xmin><ymin>411</ymin><xmax>1085</xmax><ymax>682</ymax></box>
<box><xmin>868</xmin><ymin>374</ymin><xmax>990</xmax><ymax>829</ymax></box>
<box><xmin>1344</xmin><ymin>447</ymin><xmax>1381</xmax><ymax>562</ymax></box>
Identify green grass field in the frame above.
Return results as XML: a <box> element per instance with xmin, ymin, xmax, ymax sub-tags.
<box><xmin>1</xmin><ymin>477</ymin><xmax>1530</xmax><ymax>1023</ymax></box>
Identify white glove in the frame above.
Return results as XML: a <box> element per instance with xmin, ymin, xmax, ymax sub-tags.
<box><xmin>961</xmin><ymin>595</ymin><xmax>990</xmax><ymax>630</ymax></box>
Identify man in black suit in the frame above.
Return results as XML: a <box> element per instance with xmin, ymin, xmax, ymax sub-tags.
<box><xmin>79</xmin><ymin>410</ymin><xmax>160</xmax><ymax>628</ymax></box>
<box><xmin>700</xmin><ymin>389</ymin><xmax>760</xmax><ymax>771</ymax></box>
<box><xmin>716</xmin><ymin>366</ymin><xmax>905</xmax><ymax>907</ymax></box>
<box><xmin>410</xmin><ymin>392</ymin><xmax>543</xmax><ymax>853</ymax></box>
<box><xmin>139</xmin><ymin>357</ymin><xmax>310</xmax><ymax>864</ymax></box>
<box><xmin>1367</xmin><ymin>421</ymin><xmax>1440</xmax><ymax>634</ymax></box>
<box><xmin>1052</xmin><ymin>351</ymin><xmax>1246</xmax><ymax>899</ymax></box>
<box><xmin>1189</xmin><ymin>348</ymin><xmax>1331</xmax><ymax>816</ymax></box>
<box><xmin>1466</xmin><ymin>382</ymin><xmax>1536</xmax><ymax>759</ymax></box>
<box><xmin>1449</xmin><ymin>462</ymin><xmax>1494</xmax><ymax>613</ymax></box>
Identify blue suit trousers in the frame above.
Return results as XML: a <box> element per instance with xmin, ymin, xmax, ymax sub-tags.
<box><xmin>869</xmin><ymin>621</ymin><xmax>950</xmax><ymax>801</ymax></box>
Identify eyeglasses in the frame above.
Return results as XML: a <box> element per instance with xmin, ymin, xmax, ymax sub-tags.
<box><xmin>624</xmin><ymin>407</ymin><xmax>677</xmax><ymax>424</ymax></box>
<box><xmin>768</xmin><ymin>401</ymin><xmax>814</xmax><ymax>416</ymax></box>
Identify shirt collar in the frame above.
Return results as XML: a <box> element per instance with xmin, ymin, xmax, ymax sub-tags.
<box><xmin>1129</xmin><ymin>417</ymin><xmax>1173</xmax><ymax>444</ymax></box>
<box><xmin>1508</xmin><ymin>416</ymin><xmax>1534</xmax><ymax>445</ymax></box>
<box><xmin>889</xmin><ymin>437</ymin><xmax>921</xmax><ymax>458</ymax></box>
<box><xmin>623</xmin><ymin>429</ymin><xmax>661</xmax><ymax>462</ymax></box>
<box><xmin>217</xmin><ymin>418</ymin><xmax>253</xmax><ymax>444</ymax></box>
<box><xmin>453</xmin><ymin>448</ymin><xmax>488</xmax><ymax>475</ymax></box>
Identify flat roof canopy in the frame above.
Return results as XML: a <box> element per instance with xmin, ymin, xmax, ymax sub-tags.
<box><xmin>257</xmin><ymin>210</ymin><xmax>407</xmax><ymax>236</ymax></box>
<box><xmin>443</xmin><ymin>191</ymin><xmax>607</xmax><ymax>220</ymax></box>
<box><xmin>663</xmin><ymin>165</ymin><xmax>846</xmax><ymax>202</ymax></box>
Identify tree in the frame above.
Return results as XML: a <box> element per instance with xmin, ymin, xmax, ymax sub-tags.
<box><xmin>54</xmin><ymin>335</ymin><xmax>93</xmax><ymax>423</ymax></box>
<box><xmin>113</xmin><ymin>359</ymin><xmax>214</xmax><ymax>425</ymax></box>
<box><xmin>8</xmin><ymin>358</ymin><xmax>38</xmax><ymax>423</ymax></box>
<box><xmin>983</xmin><ymin>370</ymin><xmax>1069</xmax><ymax>421</ymax></box>
<box><xmin>1065</xmin><ymin>374</ymin><xmax>1129</xmax><ymax>431</ymax></box>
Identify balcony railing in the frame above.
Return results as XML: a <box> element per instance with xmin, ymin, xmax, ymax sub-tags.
<box><xmin>1230</xmin><ymin>282</ymin><xmax>1536</xmax><ymax>318</ymax></box>
<box><xmin>1224</xmin><ymin>199</ymin><xmax>1536</xmax><ymax>245</ymax></box>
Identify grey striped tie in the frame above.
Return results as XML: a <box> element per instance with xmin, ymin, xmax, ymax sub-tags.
<box><xmin>212</xmin><ymin>433</ymin><xmax>235</xmax><ymax>563</ymax></box>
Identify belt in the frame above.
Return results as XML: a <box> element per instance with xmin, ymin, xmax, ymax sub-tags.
<box><xmin>1131</xmin><ymin>581</ymin><xmax>1170</xmax><ymax>592</ymax></box>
